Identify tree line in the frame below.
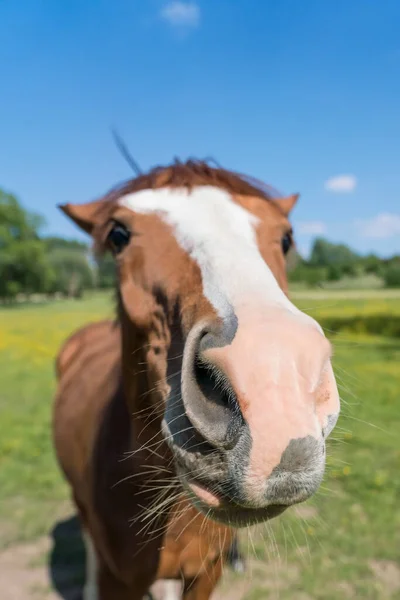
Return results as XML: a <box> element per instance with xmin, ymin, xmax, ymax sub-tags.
<box><xmin>1</xmin><ymin>188</ymin><xmax>399</xmax><ymax>301</ymax></box>
<box><xmin>288</xmin><ymin>238</ymin><xmax>400</xmax><ymax>288</ymax></box>
<box><xmin>0</xmin><ymin>188</ymin><xmax>114</xmax><ymax>301</ymax></box>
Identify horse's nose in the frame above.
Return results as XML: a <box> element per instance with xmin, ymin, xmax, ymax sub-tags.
<box><xmin>181</xmin><ymin>320</ymin><xmax>244</xmax><ymax>450</ymax></box>
<box><xmin>262</xmin><ymin>435</ymin><xmax>326</xmax><ymax>505</ymax></box>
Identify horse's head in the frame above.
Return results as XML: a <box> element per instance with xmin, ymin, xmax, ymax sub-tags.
<box><xmin>61</xmin><ymin>160</ymin><xmax>339</xmax><ymax>527</ymax></box>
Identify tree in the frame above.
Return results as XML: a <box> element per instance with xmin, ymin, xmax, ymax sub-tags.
<box><xmin>48</xmin><ymin>249</ymin><xmax>95</xmax><ymax>297</ymax></box>
<box><xmin>0</xmin><ymin>240</ymin><xmax>55</xmax><ymax>298</ymax></box>
<box><xmin>0</xmin><ymin>189</ymin><xmax>45</xmax><ymax>247</ymax></box>
<box><xmin>288</xmin><ymin>264</ymin><xmax>327</xmax><ymax>287</ymax></box>
<box><xmin>362</xmin><ymin>253</ymin><xmax>383</xmax><ymax>275</ymax></box>
<box><xmin>309</xmin><ymin>238</ymin><xmax>359</xmax><ymax>269</ymax></box>
<box><xmin>341</xmin><ymin>263</ymin><xmax>357</xmax><ymax>277</ymax></box>
<box><xmin>43</xmin><ymin>236</ymin><xmax>88</xmax><ymax>253</ymax></box>
<box><xmin>0</xmin><ymin>188</ymin><xmax>98</xmax><ymax>300</ymax></box>
<box><xmin>327</xmin><ymin>265</ymin><xmax>342</xmax><ymax>281</ymax></box>
<box><xmin>383</xmin><ymin>264</ymin><xmax>400</xmax><ymax>288</ymax></box>
<box><xmin>0</xmin><ymin>189</ymin><xmax>53</xmax><ymax>299</ymax></box>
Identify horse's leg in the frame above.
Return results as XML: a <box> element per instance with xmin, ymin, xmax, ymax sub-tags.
<box><xmin>82</xmin><ymin>529</ymin><xmax>99</xmax><ymax>600</ymax></box>
<box><xmin>74</xmin><ymin>495</ymin><xmax>99</xmax><ymax>600</ymax></box>
<box><xmin>81</xmin><ymin>529</ymin><xmax>152</xmax><ymax>600</ymax></box>
<box><xmin>225</xmin><ymin>536</ymin><xmax>246</xmax><ymax>574</ymax></box>
<box><xmin>182</xmin><ymin>558</ymin><xmax>223</xmax><ymax>600</ymax></box>
<box><xmin>97</xmin><ymin>561</ymin><xmax>153</xmax><ymax>600</ymax></box>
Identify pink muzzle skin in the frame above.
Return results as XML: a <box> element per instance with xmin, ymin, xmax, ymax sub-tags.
<box><xmin>200</xmin><ymin>306</ymin><xmax>340</xmax><ymax>505</ymax></box>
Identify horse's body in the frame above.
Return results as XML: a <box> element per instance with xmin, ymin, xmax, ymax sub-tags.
<box><xmin>55</xmin><ymin>319</ymin><xmax>233</xmax><ymax>599</ymax></box>
<box><xmin>53</xmin><ymin>160</ymin><xmax>340</xmax><ymax>599</ymax></box>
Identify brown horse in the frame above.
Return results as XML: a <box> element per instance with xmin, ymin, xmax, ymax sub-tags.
<box><xmin>53</xmin><ymin>160</ymin><xmax>340</xmax><ymax>600</ymax></box>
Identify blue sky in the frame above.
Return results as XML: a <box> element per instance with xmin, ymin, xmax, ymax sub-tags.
<box><xmin>1</xmin><ymin>0</ymin><xmax>399</xmax><ymax>257</ymax></box>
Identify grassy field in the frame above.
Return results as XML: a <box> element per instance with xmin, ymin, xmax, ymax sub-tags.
<box><xmin>0</xmin><ymin>290</ymin><xmax>400</xmax><ymax>599</ymax></box>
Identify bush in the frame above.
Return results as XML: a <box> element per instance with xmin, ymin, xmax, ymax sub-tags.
<box><xmin>341</xmin><ymin>263</ymin><xmax>357</xmax><ymax>277</ymax></box>
<box><xmin>327</xmin><ymin>265</ymin><xmax>342</xmax><ymax>281</ymax></box>
<box><xmin>0</xmin><ymin>240</ymin><xmax>55</xmax><ymax>299</ymax></box>
<box><xmin>363</xmin><ymin>254</ymin><xmax>384</xmax><ymax>275</ymax></box>
<box><xmin>288</xmin><ymin>265</ymin><xmax>327</xmax><ymax>287</ymax></box>
<box><xmin>320</xmin><ymin>315</ymin><xmax>400</xmax><ymax>338</ymax></box>
<box><xmin>383</xmin><ymin>265</ymin><xmax>400</xmax><ymax>288</ymax></box>
<box><xmin>48</xmin><ymin>249</ymin><xmax>95</xmax><ymax>297</ymax></box>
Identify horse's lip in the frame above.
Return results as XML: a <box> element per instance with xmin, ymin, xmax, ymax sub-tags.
<box><xmin>210</xmin><ymin>504</ymin><xmax>287</xmax><ymax>527</ymax></box>
<box><xmin>184</xmin><ymin>478</ymin><xmax>223</xmax><ymax>508</ymax></box>
<box><xmin>181</xmin><ymin>476</ymin><xmax>287</xmax><ymax>527</ymax></box>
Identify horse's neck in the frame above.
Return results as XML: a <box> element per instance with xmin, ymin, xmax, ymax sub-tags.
<box><xmin>115</xmin><ymin>309</ymin><xmax>184</xmax><ymax>482</ymax></box>
<box><xmin>118</xmin><ymin>334</ymin><xmax>169</xmax><ymax>466</ymax></box>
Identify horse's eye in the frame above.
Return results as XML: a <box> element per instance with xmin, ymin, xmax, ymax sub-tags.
<box><xmin>281</xmin><ymin>231</ymin><xmax>293</xmax><ymax>256</ymax></box>
<box><xmin>107</xmin><ymin>222</ymin><xmax>131</xmax><ymax>254</ymax></box>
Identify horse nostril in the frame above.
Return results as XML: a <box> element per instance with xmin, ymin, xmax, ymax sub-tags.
<box><xmin>192</xmin><ymin>352</ymin><xmax>243</xmax><ymax>450</ymax></box>
<box><xmin>180</xmin><ymin>322</ymin><xmax>243</xmax><ymax>450</ymax></box>
<box><xmin>194</xmin><ymin>354</ymin><xmax>237</xmax><ymax>413</ymax></box>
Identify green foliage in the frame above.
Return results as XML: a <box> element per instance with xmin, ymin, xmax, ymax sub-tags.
<box><xmin>288</xmin><ymin>264</ymin><xmax>327</xmax><ymax>287</ymax></box>
<box><xmin>0</xmin><ymin>190</ymin><xmax>52</xmax><ymax>299</ymax></box>
<box><xmin>48</xmin><ymin>249</ymin><xmax>95</xmax><ymax>297</ymax></box>
<box><xmin>341</xmin><ymin>262</ymin><xmax>357</xmax><ymax>276</ymax></box>
<box><xmin>327</xmin><ymin>264</ymin><xmax>342</xmax><ymax>281</ymax></box>
<box><xmin>309</xmin><ymin>237</ymin><xmax>359</xmax><ymax>268</ymax></box>
<box><xmin>291</xmin><ymin>239</ymin><xmax>399</xmax><ymax>289</ymax></box>
<box><xmin>383</xmin><ymin>264</ymin><xmax>400</xmax><ymax>288</ymax></box>
<box><xmin>0</xmin><ymin>189</ymin><xmax>45</xmax><ymax>248</ymax></box>
<box><xmin>362</xmin><ymin>253</ymin><xmax>384</xmax><ymax>275</ymax></box>
<box><xmin>0</xmin><ymin>240</ymin><xmax>55</xmax><ymax>298</ymax></box>
<box><xmin>43</xmin><ymin>236</ymin><xmax>88</xmax><ymax>253</ymax></box>
<box><xmin>320</xmin><ymin>314</ymin><xmax>400</xmax><ymax>337</ymax></box>
<box><xmin>0</xmin><ymin>188</ymin><xmax>96</xmax><ymax>300</ymax></box>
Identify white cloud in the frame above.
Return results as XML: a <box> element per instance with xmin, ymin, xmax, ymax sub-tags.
<box><xmin>356</xmin><ymin>213</ymin><xmax>400</xmax><ymax>239</ymax></box>
<box><xmin>296</xmin><ymin>221</ymin><xmax>327</xmax><ymax>235</ymax></box>
<box><xmin>160</xmin><ymin>1</ymin><xmax>200</xmax><ymax>28</ymax></box>
<box><xmin>324</xmin><ymin>174</ymin><xmax>357</xmax><ymax>193</ymax></box>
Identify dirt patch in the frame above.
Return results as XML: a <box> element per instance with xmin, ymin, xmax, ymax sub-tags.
<box><xmin>0</xmin><ymin>513</ymin><xmax>84</xmax><ymax>600</ymax></box>
<box><xmin>212</xmin><ymin>576</ymin><xmax>254</xmax><ymax>600</ymax></box>
<box><xmin>0</xmin><ymin>537</ymin><xmax>57</xmax><ymax>600</ymax></box>
<box><xmin>369</xmin><ymin>559</ymin><xmax>400</xmax><ymax>596</ymax></box>
<box><xmin>6</xmin><ymin>524</ymin><xmax>398</xmax><ymax>600</ymax></box>
<box><xmin>0</xmin><ymin>536</ymin><xmax>298</xmax><ymax>600</ymax></box>
<box><xmin>212</xmin><ymin>559</ymin><xmax>300</xmax><ymax>600</ymax></box>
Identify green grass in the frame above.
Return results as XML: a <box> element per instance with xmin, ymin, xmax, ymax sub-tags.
<box><xmin>1</xmin><ymin>290</ymin><xmax>400</xmax><ymax>598</ymax></box>
<box><xmin>0</xmin><ymin>292</ymin><xmax>115</xmax><ymax>546</ymax></box>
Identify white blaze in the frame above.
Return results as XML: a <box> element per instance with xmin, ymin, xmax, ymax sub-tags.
<box><xmin>119</xmin><ymin>186</ymin><xmax>299</xmax><ymax>318</ymax></box>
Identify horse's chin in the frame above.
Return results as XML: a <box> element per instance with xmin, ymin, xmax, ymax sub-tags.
<box><xmin>191</xmin><ymin>500</ymin><xmax>287</xmax><ymax>528</ymax></box>
<box><xmin>179</xmin><ymin>476</ymin><xmax>287</xmax><ymax>528</ymax></box>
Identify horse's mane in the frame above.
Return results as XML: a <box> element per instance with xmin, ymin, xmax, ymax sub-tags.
<box><xmin>104</xmin><ymin>158</ymin><xmax>281</xmax><ymax>204</ymax></box>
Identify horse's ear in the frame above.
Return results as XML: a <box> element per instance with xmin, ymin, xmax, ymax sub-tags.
<box><xmin>277</xmin><ymin>193</ymin><xmax>299</xmax><ymax>216</ymax></box>
<box><xmin>58</xmin><ymin>199</ymin><xmax>105</xmax><ymax>235</ymax></box>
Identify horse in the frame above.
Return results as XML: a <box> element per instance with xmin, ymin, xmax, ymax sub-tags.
<box><xmin>53</xmin><ymin>159</ymin><xmax>340</xmax><ymax>600</ymax></box>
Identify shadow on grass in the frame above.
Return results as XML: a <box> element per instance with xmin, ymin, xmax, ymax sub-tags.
<box><xmin>48</xmin><ymin>515</ymin><xmax>85</xmax><ymax>600</ymax></box>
